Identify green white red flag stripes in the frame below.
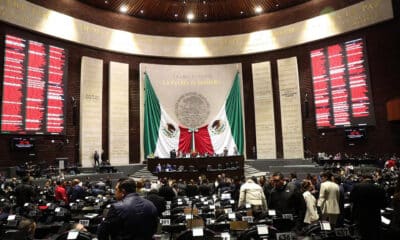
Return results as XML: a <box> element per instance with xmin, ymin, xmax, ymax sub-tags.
<box><xmin>144</xmin><ymin>71</ymin><xmax>243</xmax><ymax>158</ymax></box>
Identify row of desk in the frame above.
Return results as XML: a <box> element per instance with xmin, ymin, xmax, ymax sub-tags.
<box><xmin>147</xmin><ymin>155</ymin><xmax>244</xmax><ymax>181</ymax></box>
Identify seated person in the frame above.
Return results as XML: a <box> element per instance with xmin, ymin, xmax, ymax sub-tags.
<box><xmin>101</xmin><ymin>158</ymin><xmax>110</xmax><ymax>166</ymax></box>
<box><xmin>170</xmin><ymin>149</ymin><xmax>177</xmax><ymax>158</ymax></box>
<box><xmin>223</xmin><ymin>147</ymin><xmax>228</xmax><ymax>156</ymax></box>
<box><xmin>155</xmin><ymin>163</ymin><xmax>162</xmax><ymax>173</ymax></box>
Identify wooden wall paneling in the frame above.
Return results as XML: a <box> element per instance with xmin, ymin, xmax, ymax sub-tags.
<box><xmin>1</xmin><ymin>15</ymin><xmax>400</xmax><ymax>169</ymax></box>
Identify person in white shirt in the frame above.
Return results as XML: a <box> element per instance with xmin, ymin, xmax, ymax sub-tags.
<box><xmin>317</xmin><ymin>171</ymin><xmax>340</xmax><ymax>227</ymax></box>
<box><xmin>302</xmin><ymin>180</ymin><xmax>319</xmax><ymax>224</ymax></box>
<box><xmin>238</xmin><ymin>177</ymin><xmax>268</xmax><ymax>211</ymax></box>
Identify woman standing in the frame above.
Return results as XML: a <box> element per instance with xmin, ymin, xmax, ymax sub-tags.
<box><xmin>302</xmin><ymin>180</ymin><xmax>319</xmax><ymax>224</ymax></box>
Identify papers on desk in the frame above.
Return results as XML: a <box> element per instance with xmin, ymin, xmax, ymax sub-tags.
<box><xmin>192</xmin><ymin>227</ymin><xmax>204</xmax><ymax>237</ymax></box>
<box><xmin>381</xmin><ymin>216</ymin><xmax>391</xmax><ymax>225</ymax></box>
<box><xmin>320</xmin><ymin>221</ymin><xmax>331</xmax><ymax>231</ymax></box>
<box><xmin>67</xmin><ymin>231</ymin><xmax>79</xmax><ymax>240</ymax></box>
<box><xmin>84</xmin><ymin>213</ymin><xmax>99</xmax><ymax>219</ymax></box>
<box><xmin>257</xmin><ymin>224</ymin><xmax>269</xmax><ymax>235</ymax></box>
<box><xmin>221</xmin><ymin>232</ymin><xmax>230</xmax><ymax>240</ymax></box>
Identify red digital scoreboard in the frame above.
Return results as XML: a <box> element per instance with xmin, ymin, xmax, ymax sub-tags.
<box><xmin>310</xmin><ymin>38</ymin><xmax>375</xmax><ymax>129</ymax></box>
<box><xmin>1</xmin><ymin>35</ymin><xmax>67</xmax><ymax>135</ymax></box>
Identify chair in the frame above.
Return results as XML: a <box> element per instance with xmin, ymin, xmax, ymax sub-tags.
<box><xmin>54</xmin><ymin>230</ymin><xmax>93</xmax><ymax>240</ymax></box>
<box><xmin>2</xmin><ymin>229</ymin><xmax>25</xmax><ymax>240</ymax></box>
<box><xmin>176</xmin><ymin>228</ymin><xmax>216</xmax><ymax>240</ymax></box>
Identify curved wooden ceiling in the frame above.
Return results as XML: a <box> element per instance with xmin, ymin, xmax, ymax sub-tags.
<box><xmin>78</xmin><ymin>0</ymin><xmax>310</xmax><ymax>23</ymax></box>
<box><xmin>26</xmin><ymin>0</ymin><xmax>363</xmax><ymax>37</ymax></box>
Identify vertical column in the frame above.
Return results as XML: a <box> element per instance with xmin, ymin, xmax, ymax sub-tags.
<box><xmin>80</xmin><ymin>56</ymin><xmax>103</xmax><ymax>167</ymax></box>
<box><xmin>251</xmin><ymin>61</ymin><xmax>276</xmax><ymax>159</ymax></box>
<box><xmin>109</xmin><ymin>61</ymin><xmax>130</xmax><ymax>166</ymax></box>
<box><xmin>277</xmin><ymin>57</ymin><xmax>304</xmax><ymax>159</ymax></box>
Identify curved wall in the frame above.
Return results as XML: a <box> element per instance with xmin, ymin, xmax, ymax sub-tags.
<box><xmin>0</xmin><ymin>0</ymin><xmax>392</xmax><ymax>58</ymax></box>
<box><xmin>27</xmin><ymin>0</ymin><xmax>363</xmax><ymax>37</ymax></box>
<box><xmin>0</xmin><ymin>0</ymin><xmax>399</xmax><ymax>169</ymax></box>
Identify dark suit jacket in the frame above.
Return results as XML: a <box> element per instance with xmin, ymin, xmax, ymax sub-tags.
<box><xmin>97</xmin><ymin>193</ymin><xmax>158</xmax><ymax>240</ymax></box>
<box><xmin>350</xmin><ymin>180</ymin><xmax>386</xmax><ymax>239</ymax></box>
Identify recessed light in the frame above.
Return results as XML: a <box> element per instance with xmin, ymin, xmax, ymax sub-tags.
<box><xmin>276</xmin><ymin>4</ymin><xmax>279</xmax><ymax>7</ymax></box>
<box><xmin>240</xmin><ymin>11</ymin><xmax>244</xmax><ymax>15</ymax></box>
<box><xmin>204</xmin><ymin>14</ymin><xmax>207</xmax><ymax>18</ymax></box>
<box><xmin>104</xmin><ymin>0</ymin><xmax>108</xmax><ymax>4</ymax></box>
<box><xmin>255</xmin><ymin>6</ymin><xmax>262</xmax><ymax>14</ymax></box>
<box><xmin>203</xmin><ymin>1</ymin><xmax>206</xmax><ymax>4</ymax></box>
<box><xmin>140</xmin><ymin>10</ymin><xmax>144</xmax><ymax>14</ymax></box>
<box><xmin>174</xmin><ymin>13</ymin><xmax>178</xmax><ymax>18</ymax></box>
<box><xmin>119</xmin><ymin>5</ymin><xmax>128</xmax><ymax>13</ymax></box>
<box><xmin>187</xmin><ymin>12</ymin><xmax>194</xmax><ymax>20</ymax></box>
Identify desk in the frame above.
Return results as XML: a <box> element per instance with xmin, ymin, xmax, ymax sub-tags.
<box><xmin>147</xmin><ymin>156</ymin><xmax>244</xmax><ymax>181</ymax></box>
<box><xmin>318</xmin><ymin>158</ymin><xmax>377</xmax><ymax>166</ymax></box>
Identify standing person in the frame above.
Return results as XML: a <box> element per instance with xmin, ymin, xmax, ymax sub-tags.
<box><xmin>14</xmin><ymin>176</ymin><xmax>35</xmax><ymax>211</ymax></box>
<box><xmin>317</xmin><ymin>171</ymin><xmax>340</xmax><ymax>227</ymax></box>
<box><xmin>101</xmin><ymin>149</ymin><xmax>107</xmax><ymax>163</ymax></box>
<box><xmin>269</xmin><ymin>172</ymin><xmax>306</xmax><ymax>230</ymax></box>
<box><xmin>301</xmin><ymin>180</ymin><xmax>319</xmax><ymax>224</ymax></box>
<box><xmin>69</xmin><ymin>179</ymin><xmax>86</xmax><ymax>202</ymax></box>
<box><xmin>54</xmin><ymin>179</ymin><xmax>68</xmax><ymax>204</ymax></box>
<box><xmin>94</xmin><ymin>150</ymin><xmax>100</xmax><ymax>167</ymax></box>
<box><xmin>388</xmin><ymin>175</ymin><xmax>400</xmax><ymax>239</ymax></box>
<box><xmin>269</xmin><ymin>172</ymin><xmax>305</xmax><ymax>216</ymax></box>
<box><xmin>158</xmin><ymin>178</ymin><xmax>176</xmax><ymax>202</ymax></box>
<box><xmin>350</xmin><ymin>173</ymin><xmax>386</xmax><ymax>240</ymax></box>
<box><xmin>97</xmin><ymin>178</ymin><xmax>158</xmax><ymax>240</ymax></box>
<box><xmin>238</xmin><ymin>176</ymin><xmax>268</xmax><ymax>211</ymax></box>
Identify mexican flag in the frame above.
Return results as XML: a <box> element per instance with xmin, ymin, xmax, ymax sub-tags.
<box><xmin>144</xmin><ymin>72</ymin><xmax>243</xmax><ymax>158</ymax></box>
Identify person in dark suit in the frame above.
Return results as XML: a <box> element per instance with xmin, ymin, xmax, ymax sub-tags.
<box><xmin>14</xmin><ymin>176</ymin><xmax>35</xmax><ymax>211</ymax></box>
<box><xmin>97</xmin><ymin>178</ymin><xmax>158</xmax><ymax>240</ymax></box>
<box><xmin>93</xmin><ymin>150</ymin><xmax>100</xmax><ymax>167</ymax></box>
<box><xmin>69</xmin><ymin>179</ymin><xmax>86</xmax><ymax>202</ymax></box>
<box><xmin>350</xmin><ymin>173</ymin><xmax>386</xmax><ymax>240</ymax></box>
<box><xmin>146</xmin><ymin>189</ymin><xmax>166</xmax><ymax>217</ymax></box>
<box><xmin>387</xmin><ymin>175</ymin><xmax>400</xmax><ymax>239</ymax></box>
<box><xmin>158</xmin><ymin>178</ymin><xmax>176</xmax><ymax>202</ymax></box>
<box><xmin>170</xmin><ymin>149</ymin><xmax>177</xmax><ymax>158</ymax></box>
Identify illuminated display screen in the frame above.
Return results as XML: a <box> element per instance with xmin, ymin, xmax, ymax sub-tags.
<box><xmin>310</xmin><ymin>38</ymin><xmax>375</xmax><ymax>129</ymax></box>
<box><xmin>1</xmin><ymin>34</ymin><xmax>68</xmax><ymax>135</ymax></box>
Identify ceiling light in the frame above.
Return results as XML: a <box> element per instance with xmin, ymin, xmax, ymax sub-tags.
<box><xmin>104</xmin><ymin>0</ymin><xmax>108</xmax><ymax>4</ymax></box>
<box><xmin>174</xmin><ymin>13</ymin><xmax>178</xmax><ymax>18</ymax></box>
<box><xmin>203</xmin><ymin>1</ymin><xmax>206</xmax><ymax>4</ymax></box>
<box><xmin>204</xmin><ymin>14</ymin><xmax>208</xmax><ymax>18</ymax></box>
<box><xmin>187</xmin><ymin>13</ymin><xmax>194</xmax><ymax>20</ymax></box>
<box><xmin>240</xmin><ymin>11</ymin><xmax>244</xmax><ymax>15</ymax></box>
<box><xmin>255</xmin><ymin>6</ymin><xmax>262</xmax><ymax>14</ymax></box>
<box><xmin>140</xmin><ymin>10</ymin><xmax>144</xmax><ymax>14</ymax></box>
<box><xmin>187</xmin><ymin>12</ymin><xmax>194</xmax><ymax>24</ymax></box>
<box><xmin>119</xmin><ymin>5</ymin><xmax>128</xmax><ymax>13</ymax></box>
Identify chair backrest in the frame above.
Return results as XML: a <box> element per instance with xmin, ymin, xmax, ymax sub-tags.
<box><xmin>55</xmin><ymin>230</ymin><xmax>92</xmax><ymax>240</ymax></box>
<box><xmin>3</xmin><ymin>229</ymin><xmax>24</xmax><ymax>240</ymax></box>
<box><xmin>229</xmin><ymin>221</ymin><xmax>249</xmax><ymax>231</ymax></box>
